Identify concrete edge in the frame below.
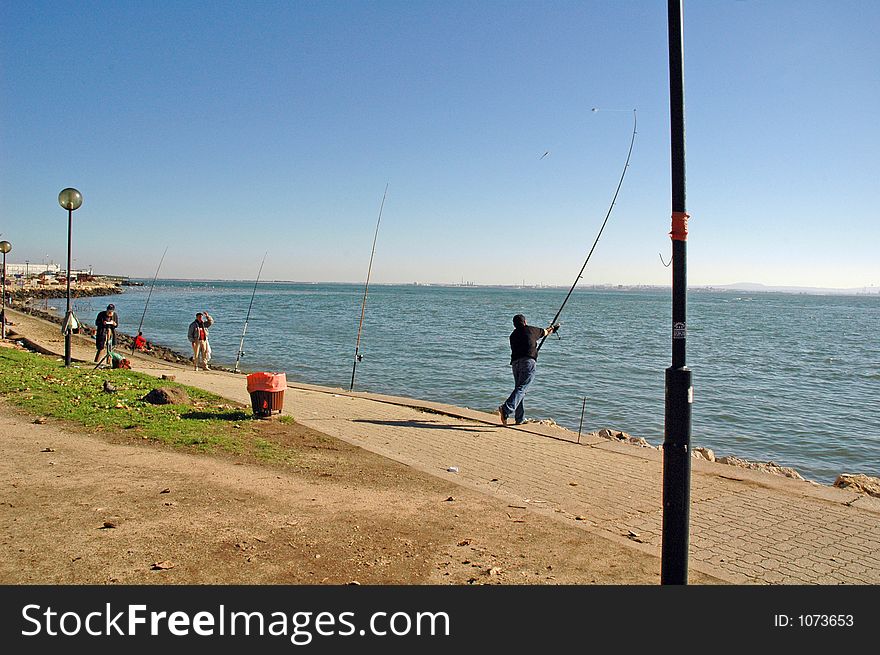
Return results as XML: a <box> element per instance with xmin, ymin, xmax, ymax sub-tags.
<box><xmin>287</xmin><ymin>381</ymin><xmax>880</xmax><ymax>515</ymax></box>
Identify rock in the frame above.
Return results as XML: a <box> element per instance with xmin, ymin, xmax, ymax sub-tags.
<box><xmin>716</xmin><ymin>455</ymin><xmax>804</xmax><ymax>480</ymax></box>
<box><xmin>694</xmin><ymin>447</ymin><xmax>716</xmax><ymax>462</ymax></box>
<box><xmin>41</xmin><ymin>447</ymin><xmax>55</xmax><ymax>452</ymax></box>
<box><xmin>763</xmin><ymin>462</ymin><xmax>805</xmax><ymax>480</ymax></box>
<box><xmin>151</xmin><ymin>560</ymin><xmax>175</xmax><ymax>570</ymax></box>
<box><xmin>598</xmin><ymin>428</ymin><xmax>630</xmax><ymax>441</ymax></box>
<box><xmin>102</xmin><ymin>520</ymin><xmax>118</xmax><ymax>529</ymax></box>
<box><xmin>834</xmin><ymin>473</ymin><xmax>880</xmax><ymax>498</ymax></box>
<box><xmin>142</xmin><ymin>387</ymin><xmax>190</xmax><ymax>405</ymax></box>
<box><xmin>159</xmin><ymin>488</ymin><xmax>171</xmax><ymax>494</ymax></box>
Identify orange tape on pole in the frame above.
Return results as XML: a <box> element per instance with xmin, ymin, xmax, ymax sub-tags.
<box><xmin>670</xmin><ymin>211</ymin><xmax>690</xmax><ymax>241</ymax></box>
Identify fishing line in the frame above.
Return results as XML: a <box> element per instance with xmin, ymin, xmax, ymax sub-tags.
<box><xmin>537</xmin><ymin>109</ymin><xmax>637</xmax><ymax>353</ymax></box>
<box><xmin>234</xmin><ymin>250</ymin><xmax>268</xmax><ymax>373</ymax></box>
<box><xmin>131</xmin><ymin>245</ymin><xmax>168</xmax><ymax>354</ymax></box>
<box><xmin>350</xmin><ymin>183</ymin><xmax>389</xmax><ymax>392</ymax></box>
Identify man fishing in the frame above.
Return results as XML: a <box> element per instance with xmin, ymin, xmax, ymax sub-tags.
<box><xmin>497</xmin><ymin>314</ymin><xmax>558</xmax><ymax>425</ymax></box>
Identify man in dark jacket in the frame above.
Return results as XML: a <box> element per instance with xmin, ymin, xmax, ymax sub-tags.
<box><xmin>497</xmin><ymin>313</ymin><xmax>558</xmax><ymax>425</ymax></box>
<box><xmin>94</xmin><ymin>303</ymin><xmax>118</xmax><ymax>363</ymax></box>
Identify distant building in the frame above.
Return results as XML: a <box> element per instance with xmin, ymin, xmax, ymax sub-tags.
<box><xmin>4</xmin><ymin>262</ymin><xmax>61</xmax><ymax>277</ymax></box>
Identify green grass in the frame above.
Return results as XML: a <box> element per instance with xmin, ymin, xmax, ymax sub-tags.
<box><xmin>0</xmin><ymin>347</ymin><xmax>261</xmax><ymax>455</ymax></box>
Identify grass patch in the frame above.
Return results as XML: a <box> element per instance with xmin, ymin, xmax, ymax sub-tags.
<box><xmin>0</xmin><ymin>347</ymin><xmax>260</xmax><ymax>456</ymax></box>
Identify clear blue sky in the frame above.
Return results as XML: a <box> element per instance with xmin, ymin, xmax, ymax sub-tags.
<box><xmin>2</xmin><ymin>1</ymin><xmax>877</xmax><ymax>289</ymax></box>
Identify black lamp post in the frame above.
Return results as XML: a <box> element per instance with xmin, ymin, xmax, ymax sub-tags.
<box><xmin>662</xmin><ymin>0</ymin><xmax>693</xmax><ymax>585</ymax></box>
<box><xmin>0</xmin><ymin>240</ymin><xmax>10</xmax><ymax>339</ymax></box>
<box><xmin>58</xmin><ymin>188</ymin><xmax>83</xmax><ymax>367</ymax></box>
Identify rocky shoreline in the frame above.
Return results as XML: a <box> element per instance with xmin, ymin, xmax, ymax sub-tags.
<box><xmin>9</xmin><ymin>281</ymin><xmax>123</xmax><ymax>302</ymax></box>
<box><xmin>9</xmin><ymin>304</ymin><xmax>235</xmax><ymax>373</ymax></box>
<box><xmin>539</xmin><ymin>426</ymin><xmax>880</xmax><ymax>498</ymax></box>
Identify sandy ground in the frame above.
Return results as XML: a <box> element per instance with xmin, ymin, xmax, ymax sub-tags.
<box><xmin>1</xmin><ymin>311</ymin><xmax>720</xmax><ymax>584</ymax></box>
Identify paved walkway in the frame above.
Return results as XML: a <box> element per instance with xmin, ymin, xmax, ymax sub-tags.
<box><xmin>6</xmin><ymin>308</ymin><xmax>880</xmax><ymax>584</ymax></box>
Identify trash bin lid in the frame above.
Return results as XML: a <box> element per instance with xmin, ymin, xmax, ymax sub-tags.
<box><xmin>246</xmin><ymin>372</ymin><xmax>287</xmax><ymax>393</ymax></box>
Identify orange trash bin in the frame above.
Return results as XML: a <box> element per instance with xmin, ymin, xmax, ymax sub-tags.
<box><xmin>246</xmin><ymin>372</ymin><xmax>287</xmax><ymax>418</ymax></box>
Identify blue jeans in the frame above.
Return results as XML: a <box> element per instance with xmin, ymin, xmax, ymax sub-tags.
<box><xmin>501</xmin><ymin>357</ymin><xmax>536</xmax><ymax>424</ymax></box>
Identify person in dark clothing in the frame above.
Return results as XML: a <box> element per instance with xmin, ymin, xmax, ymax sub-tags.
<box><xmin>497</xmin><ymin>313</ymin><xmax>558</xmax><ymax>425</ymax></box>
<box><xmin>95</xmin><ymin>303</ymin><xmax>119</xmax><ymax>363</ymax></box>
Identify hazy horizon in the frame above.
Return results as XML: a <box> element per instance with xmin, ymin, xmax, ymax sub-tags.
<box><xmin>89</xmin><ymin>274</ymin><xmax>878</xmax><ymax>294</ymax></box>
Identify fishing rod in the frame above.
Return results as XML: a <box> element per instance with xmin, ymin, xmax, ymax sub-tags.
<box><xmin>537</xmin><ymin>108</ymin><xmax>637</xmax><ymax>353</ymax></box>
<box><xmin>131</xmin><ymin>245</ymin><xmax>168</xmax><ymax>354</ymax></box>
<box><xmin>234</xmin><ymin>250</ymin><xmax>268</xmax><ymax>373</ymax></box>
<box><xmin>350</xmin><ymin>183</ymin><xmax>388</xmax><ymax>391</ymax></box>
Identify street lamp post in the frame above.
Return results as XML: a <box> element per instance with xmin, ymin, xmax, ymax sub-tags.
<box><xmin>662</xmin><ymin>0</ymin><xmax>693</xmax><ymax>585</ymax></box>
<box><xmin>58</xmin><ymin>188</ymin><xmax>83</xmax><ymax>366</ymax></box>
<box><xmin>0</xmin><ymin>240</ymin><xmax>11</xmax><ymax>340</ymax></box>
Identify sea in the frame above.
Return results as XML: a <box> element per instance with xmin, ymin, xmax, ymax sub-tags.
<box><xmin>53</xmin><ymin>281</ymin><xmax>879</xmax><ymax>486</ymax></box>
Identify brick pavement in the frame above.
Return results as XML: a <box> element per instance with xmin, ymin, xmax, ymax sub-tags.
<box><xmin>6</xmin><ymin>308</ymin><xmax>880</xmax><ymax>584</ymax></box>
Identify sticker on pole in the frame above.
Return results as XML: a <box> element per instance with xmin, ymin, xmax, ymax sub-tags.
<box><xmin>673</xmin><ymin>322</ymin><xmax>687</xmax><ymax>339</ymax></box>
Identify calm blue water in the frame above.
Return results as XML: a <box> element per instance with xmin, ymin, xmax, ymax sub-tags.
<box><xmin>61</xmin><ymin>282</ymin><xmax>879</xmax><ymax>485</ymax></box>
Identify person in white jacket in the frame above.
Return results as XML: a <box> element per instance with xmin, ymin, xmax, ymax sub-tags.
<box><xmin>187</xmin><ymin>311</ymin><xmax>214</xmax><ymax>370</ymax></box>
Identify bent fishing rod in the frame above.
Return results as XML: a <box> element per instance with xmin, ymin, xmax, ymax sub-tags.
<box><xmin>234</xmin><ymin>251</ymin><xmax>268</xmax><ymax>373</ymax></box>
<box><xmin>131</xmin><ymin>245</ymin><xmax>168</xmax><ymax>354</ymax></box>
<box><xmin>537</xmin><ymin>108</ymin><xmax>637</xmax><ymax>353</ymax></box>
<box><xmin>350</xmin><ymin>183</ymin><xmax>388</xmax><ymax>391</ymax></box>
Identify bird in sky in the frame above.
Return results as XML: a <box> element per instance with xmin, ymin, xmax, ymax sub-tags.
<box><xmin>539</xmin><ymin>151</ymin><xmax>550</xmax><ymax>160</ymax></box>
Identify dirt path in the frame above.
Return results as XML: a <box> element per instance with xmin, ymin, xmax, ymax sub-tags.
<box><xmin>0</xmin><ymin>400</ymin><xmax>689</xmax><ymax>585</ymax></box>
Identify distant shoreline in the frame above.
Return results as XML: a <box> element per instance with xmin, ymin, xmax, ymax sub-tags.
<box><xmin>120</xmin><ymin>278</ymin><xmax>880</xmax><ymax>296</ymax></box>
